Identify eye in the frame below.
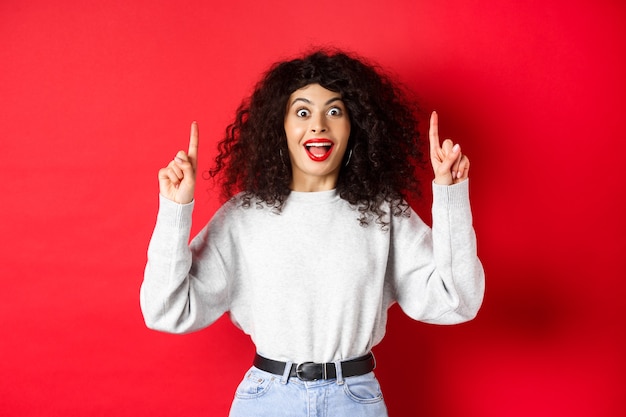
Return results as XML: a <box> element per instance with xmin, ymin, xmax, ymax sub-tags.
<box><xmin>327</xmin><ymin>107</ymin><xmax>343</xmax><ymax>117</ymax></box>
<box><xmin>296</xmin><ymin>108</ymin><xmax>310</xmax><ymax>117</ymax></box>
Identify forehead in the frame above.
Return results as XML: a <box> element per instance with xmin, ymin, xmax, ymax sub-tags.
<box><xmin>288</xmin><ymin>83</ymin><xmax>342</xmax><ymax>104</ymax></box>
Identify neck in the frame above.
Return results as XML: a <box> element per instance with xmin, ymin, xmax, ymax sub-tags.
<box><xmin>290</xmin><ymin>173</ymin><xmax>338</xmax><ymax>192</ymax></box>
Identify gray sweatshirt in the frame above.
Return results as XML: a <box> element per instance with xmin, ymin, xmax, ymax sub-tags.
<box><xmin>141</xmin><ymin>180</ymin><xmax>484</xmax><ymax>363</ymax></box>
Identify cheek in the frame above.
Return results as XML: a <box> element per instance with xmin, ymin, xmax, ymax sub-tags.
<box><xmin>338</xmin><ymin>120</ymin><xmax>351</xmax><ymax>143</ymax></box>
<box><xmin>284</xmin><ymin>121</ymin><xmax>305</xmax><ymax>144</ymax></box>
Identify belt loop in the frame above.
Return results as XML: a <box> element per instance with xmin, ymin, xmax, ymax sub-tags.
<box><xmin>280</xmin><ymin>361</ymin><xmax>293</xmax><ymax>385</ymax></box>
<box><xmin>334</xmin><ymin>359</ymin><xmax>344</xmax><ymax>385</ymax></box>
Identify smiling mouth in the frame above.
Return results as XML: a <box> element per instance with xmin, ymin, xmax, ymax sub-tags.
<box><xmin>304</xmin><ymin>139</ymin><xmax>334</xmax><ymax>161</ymax></box>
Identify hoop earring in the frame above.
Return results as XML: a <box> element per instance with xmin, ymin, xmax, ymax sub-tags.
<box><xmin>344</xmin><ymin>149</ymin><xmax>353</xmax><ymax>167</ymax></box>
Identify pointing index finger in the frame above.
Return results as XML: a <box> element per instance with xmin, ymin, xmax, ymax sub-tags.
<box><xmin>429</xmin><ymin>111</ymin><xmax>440</xmax><ymax>155</ymax></box>
<box><xmin>188</xmin><ymin>121</ymin><xmax>199</xmax><ymax>168</ymax></box>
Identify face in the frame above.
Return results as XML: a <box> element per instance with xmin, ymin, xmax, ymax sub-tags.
<box><xmin>284</xmin><ymin>83</ymin><xmax>351</xmax><ymax>191</ymax></box>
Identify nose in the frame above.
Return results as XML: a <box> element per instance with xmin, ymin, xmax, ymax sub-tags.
<box><xmin>310</xmin><ymin>113</ymin><xmax>327</xmax><ymax>133</ymax></box>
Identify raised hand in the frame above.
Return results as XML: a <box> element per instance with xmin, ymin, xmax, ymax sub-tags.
<box><xmin>158</xmin><ymin>122</ymin><xmax>199</xmax><ymax>204</ymax></box>
<box><xmin>429</xmin><ymin>111</ymin><xmax>470</xmax><ymax>185</ymax></box>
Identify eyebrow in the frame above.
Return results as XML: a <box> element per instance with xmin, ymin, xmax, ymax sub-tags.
<box><xmin>289</xmin><ymin>96</ymin><xmax>343</xmax><ymax>108</ymax></box>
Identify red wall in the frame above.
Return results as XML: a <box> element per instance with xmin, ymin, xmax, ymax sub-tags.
<box><xmin>1</xmin><ymin>1</ymin><xmax>624</xmax><ymax>416</ymax></box>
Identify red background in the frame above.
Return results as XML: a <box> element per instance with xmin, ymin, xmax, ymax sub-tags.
<box><xmin>1</xmin><ymin>1</ymin><xmax>625</xmax><ymax>416</ymax></box>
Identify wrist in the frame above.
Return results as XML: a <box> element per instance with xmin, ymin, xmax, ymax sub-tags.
<box><xmin>433</xmin><ymin>174</ymin><xmax>453</xmax><ymax>186</ymax></box>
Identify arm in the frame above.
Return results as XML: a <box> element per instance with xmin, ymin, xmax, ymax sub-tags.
<box><xmin>391</xmin><ymin>113</ymin><xmax>484</xmax><ymax>324</ymax></box>
<box><xmin>140</xmin><ymin>123</ymin><xmax>229</xmax><ymax>333</ymax></box>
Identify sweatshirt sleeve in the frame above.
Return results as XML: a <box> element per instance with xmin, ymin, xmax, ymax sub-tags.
<box><xmin>390</xmin><ymin>179</ymin><xmax>485</xmax><ymax>324</ymax></box>
<box><xmin>139</xmin><ymin>195</ymin><xmax>230</xmax><ymax>334</ymax></box>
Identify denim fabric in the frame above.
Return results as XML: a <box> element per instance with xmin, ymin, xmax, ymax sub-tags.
<box><xmin>229</xmin><ymin>366</ymin><xmax>388</xmax><ymax>417</ymax></box>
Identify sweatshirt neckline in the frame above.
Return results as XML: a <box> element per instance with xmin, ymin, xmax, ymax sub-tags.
<box><xmin>287</xmin><ymin>189</ymin><xmax>340</xmax><ymax>204</ymax></box>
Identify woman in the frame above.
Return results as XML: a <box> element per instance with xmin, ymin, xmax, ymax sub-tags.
<box><xmin>140</xmin><ymin>49</ymin><xmax>485</xmax><ymax>416</ymax></box>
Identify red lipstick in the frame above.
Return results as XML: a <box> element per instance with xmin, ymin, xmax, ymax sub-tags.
<box><xmin>304</xmin><ymin>139</ymin><xmax>334</xmax><ymax>162</ymax></box>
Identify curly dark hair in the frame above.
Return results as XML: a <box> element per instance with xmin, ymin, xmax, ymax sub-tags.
<box><xmin>208</xmin><ymin>48</ymin><xmax>424</xmax><ymax>227</ymax></box>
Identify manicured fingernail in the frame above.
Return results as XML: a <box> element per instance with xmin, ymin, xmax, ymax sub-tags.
<box><xmin>453</xmin><ymin>144</ymin><xmax>460</xmax><ymax>153</ymax></box>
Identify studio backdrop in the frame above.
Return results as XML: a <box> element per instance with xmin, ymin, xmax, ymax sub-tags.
<box><xmin>1</xmin><ymin>1</ymin><xmax>624</xmax><ymax>416</ymax></box>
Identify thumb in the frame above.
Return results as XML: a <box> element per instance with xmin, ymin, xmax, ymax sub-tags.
<box><xmin>433</xmin><ymin>144</ymin><xmax>461</xmax><ymax>185</ymax></box>
<box><xmin>439</xmin><ymin>144</ymin><xmax>461</xmax><ymax>172</ymax></box>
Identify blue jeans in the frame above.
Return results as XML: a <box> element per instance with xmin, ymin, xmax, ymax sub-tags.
<box><xmin>229</xmin><ymin>365</ymin><xmax>389</xmax><ymax>417</ymax></box>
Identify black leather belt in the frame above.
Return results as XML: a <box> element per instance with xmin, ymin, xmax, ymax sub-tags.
<box><xmin>253</xmin><ymin>353</ymin><xmax>375</xmax><ymax>381</ymax></box>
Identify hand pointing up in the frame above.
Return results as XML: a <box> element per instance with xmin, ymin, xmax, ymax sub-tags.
<box><xmin>158</xmin><ymin>122</ymin><xmax>199</xmax><ymax>204</ymax></box>
<box><xmin>429</xmin><ymin>112</ymin><xmax>470</xmax><ymax>185</ymax></box>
